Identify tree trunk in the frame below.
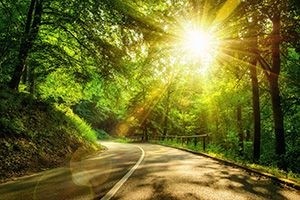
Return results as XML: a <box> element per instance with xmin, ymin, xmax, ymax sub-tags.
<box><xmin>163</xmin><ymin>88</ymin><xmax>171</xmax><ymax>139</ymax></box>
<box><xmin>8</xmin><ymin>0</ymin><xmax>43</xmax><ymax>90</ymax></box>
<box><xmin>250</xmin><ymin>58</ymin><xmax>261</xmax><ymax>163</ymax></box>
<box><xmin>250</xmin><ymin>45</ymin><xmax>261</xmax><ymax>163</ymax></box>
<box><xmin>246</xmin><ymin>14</ymin><xmax>262</xmax><ymax>163</ymax></box>
<box><xmin>143</xmin><ymin>126</ymin><xmax>148</xmax><ymax>142</ymax></box>
<box><xmin>270</xmin><ymin>13</ymin><xmax>286</xmax><ymax>170</ymax></box>
<box><xmin>237</xmin><ymin>104</ymin><xmax>244</xmax><ymax>156</ymax></box>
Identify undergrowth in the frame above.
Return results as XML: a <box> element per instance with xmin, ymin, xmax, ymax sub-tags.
<box><xmin>112</xmin><ymin>136</ymin><xmax>132</xmax><ymax>143</ymax></box>
<box><xmin>95</xmin><ymin>129</ymin><xmax>112</xmax><ymax>140</ymax></box>
<box><xmin>56</xmin><ymin>105</ymin><xmax>97</xmax><ymax>142</ymax></box>
<box><xmin>0</xmin><ymin>88</ymin><xmax>100</xmax><ymax>181</ymax></box>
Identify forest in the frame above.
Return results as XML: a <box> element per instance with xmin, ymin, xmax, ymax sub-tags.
<box><xmin>0</xmin><ymin>0</ymin><xmax>299</xmax><ymax>180</ymax></box>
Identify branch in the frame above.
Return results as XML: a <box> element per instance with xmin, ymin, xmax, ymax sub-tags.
<box><xmin>257</xmin><ymin>54</ymin><xmax>272</xmax><ymax>80</ymax></box>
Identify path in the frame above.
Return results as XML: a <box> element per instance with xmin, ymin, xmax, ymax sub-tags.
<box><xmin>0</xmin><ymin>142</ymin><xmax>299</xmax><ymax>200</ymax></box>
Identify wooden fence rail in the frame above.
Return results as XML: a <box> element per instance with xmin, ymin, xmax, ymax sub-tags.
<box><xmin>151</xmin><ymin>134</ymin><xmax>208</xmax><ymax>151</ymax></box>
<box><xmin>128</xmin><ymin>134</ymin><xmax>209</xmax><ymax>151</ymax></box>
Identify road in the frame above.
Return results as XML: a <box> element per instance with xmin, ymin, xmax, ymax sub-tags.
<box><xmin>0</xmin><ymin>142</ymin><xmax>299</xmax><ymax>200</ymax></box>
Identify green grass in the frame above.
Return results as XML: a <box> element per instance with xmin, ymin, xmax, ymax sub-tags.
<box><xmin>112</xmin><ymin>136</ymin><xmax>133</xmax><ymax>143</ymax></box>
<box><xmin>57</xmin><ymin>105</ymin><xmax>97</xmax><ymax>142</ymax></box>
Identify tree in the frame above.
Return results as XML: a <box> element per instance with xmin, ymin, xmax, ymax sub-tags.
<box><xmin>9</xmin><ymin>0</ymin><xmax>43</xmax><ymax>90</ymax></box>
<box><xmin>269</xmin><ymin>9</ymin><xmax>286</xmax><ymax>170</ymax></box>
<box><xmin>255</xmin><ymin>1</ymin><xmax>287</xmax><ymax>170</ymax></box>
<box><xmin>250</xmin><ymin>53</ymin><xmax>261</xmax><ymax>163</ymax></box>
<box><xmin>248</xmin><ymin>13</ymin><xmax>261</xmax><ymax>163</ymax></box>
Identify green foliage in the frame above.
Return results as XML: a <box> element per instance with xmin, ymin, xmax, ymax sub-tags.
<box><xmin>206</xmin><ymin>144</ymin><xmax>226</xmax><ymax>155</ymax></box>
<box><xmin>0</xmin><ymin>89</ymin><xmax>100</xmax><ymax>179</ymax></box>
<box><xmin>0</xmin><ymin>89</ymin><xmax>30</xmax><ymax>136</ymax></box>
<box><xmin>38</xmin><ymin>69</ymin><xmax>84</xmax><ymax>105</ymax></box>
<box><xmin>95</xmin><ymin>129</ymin><xmax>111</xmax><ymax>140</ymax></box>
<box><xmin>0</xmin><ymin>88</ymin><xmax>97</xmax><ymax>143</ymax></box>
<box><xmin>286</xmin><ymin>146</ymin><xmax>300</xmax><ymax>173</ymax></box>
<box><xmin>58</xmin><ymin>105</ymin><xmax>97</xmax><ymax>142</ymax></box>
<box><xmin>223</xmin><ymin>131</ymin><xmax>240</xmax><ymax>155</ymax></box>
<box><xmin>73</xmin><ymin>101</ymin><xmax>105</xmax><ymax>126</ymax></box>
<box><xmin>1</xmin><ymin>0</ymin><xmax>299</xmax><ymax>177</ymax></box>
<box><xmin>0</xmin><ymin>117</ymin><xmax>25</xmax><ymax>136</ymax></box>
<box><xmin>243</xmin><ymin>141</ymin><xmax>254</xmax><ymax>161</ymax></box>
<box><xmin>113</xmin><ymin>136</ymin><xmax>132</xmax><ymax>143</ymax></box>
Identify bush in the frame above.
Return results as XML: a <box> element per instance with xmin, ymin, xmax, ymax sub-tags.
<box><xmin>286</xmin><ymin>147</ymin><xmax>300</xmax><ymax>173</ymax></box>
<box><xmin>57</xmin><ymin>105</ymin><xmax>97</xmax><ymax>142</ymax></box>
<box><xmin>243</xmin><ymin>141</ymin><xmax>253</xmax><ymax>161</ymax></box>
<box><xmin>95</xmin><ymin>129</ymin><xmax>111</xmax><ymax>140</ymax></box>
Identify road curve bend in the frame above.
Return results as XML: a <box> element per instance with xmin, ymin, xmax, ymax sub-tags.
<box><xmin>0</xmin><ymin>142</ymin><xmax>299</xmax><ymax>200</ymax></box>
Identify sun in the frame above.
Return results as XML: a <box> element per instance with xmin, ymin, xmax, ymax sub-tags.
<box><xmin>183</xmin><ymin>29</ymin><xmax>214</xmax><ymax>57</ymax></box>
<box><xmin>179</xmin><ymin>26</ymin><xmax>219</xmax><ymax>74</ymax></box>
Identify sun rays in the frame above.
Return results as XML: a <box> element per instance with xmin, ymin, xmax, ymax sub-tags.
<box><xmin>179</xmin><ymin>25</ymin><xmax>220</xmax><ymax>75</ymax></box>
<box><xmin>159</xmin><ymin>0</ymin><xmax>245</xmax><ymax>76</ymax></box>
<box><xmin>114</xmin><ymin>0</ymin><xmax>249</xmax><ymax>137</ymax></box>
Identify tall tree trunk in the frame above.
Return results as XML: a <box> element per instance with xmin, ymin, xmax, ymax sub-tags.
<box><xmin>250</xmin><ymin>57</ymin><xmax>261</xmax><ymax>163</ymax></box>
<box><xmin>247</xmin><ymin>14</ymin><xmax>262</xmax><ymax>163</ymax></box>
<box><xmin>215</xmin><ymin>109</ymin><xmax>220</xmax><ymax>143</ymax></box>
<box><xmin>163</xmin><ymin>88</ymin><xmax>170</xmax><ymax>139</ymax></box>
<box><xmin>249</xmin><ymin>30</ymin><xmax>261</xmax><ymax>163</ymax></box>
<box><xmin>237</xmin><ymin>104</ymin><xmax>244</xmax><ymax>156</ymax></box>
<box><xmin>142</xmin><ymin>122</ymin><xmax>148</xmax><ymax>142</ymax></box>
<box><xmin>269</xmin><ymin>13</ymin><xmax>286</xmax><ymax>170</ymax></box>
<box><xmin>8</xmin><ymin>0</ymin><xmax>43</xmax><ymax>90</ymax></box>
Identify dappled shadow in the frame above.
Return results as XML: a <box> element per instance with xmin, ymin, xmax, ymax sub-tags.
<box><xmin>113</xmin><ymin>143</ymin><xmax>299</xmax><ymax>200</ymax></box>
<box><xmin>1</xmin><ymin>142</ymin><xmax>299</xmax><ymax>200</ymax></box>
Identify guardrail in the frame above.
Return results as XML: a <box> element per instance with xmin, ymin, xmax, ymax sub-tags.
<box><xmin>151</xmin><ymin>134</ymin><xmax>208</xmax><ymax>151</ymax></box>
<box><xmin>128</xmin><ymin>134</ymin><xmax>209</xmax><ymax>151</ymax></box>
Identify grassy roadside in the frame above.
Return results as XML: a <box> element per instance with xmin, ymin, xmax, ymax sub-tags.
<box><xmin>111</xmin><ymin>136</ymin><xmax>133</xmax><ymax>143</ymax></box>
<box><xmin>154</xmin><ymin>139</ymin><xmax>300</xmax><ymax>185</ymax></box>
<box><xmin>0</xmin><ymin>89</ymin><xmax>101</xmax><ymax>182</ymax></box>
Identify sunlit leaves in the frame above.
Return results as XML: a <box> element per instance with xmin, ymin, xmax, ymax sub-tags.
<box><xmin>38</xmin><ymin>69</ymin><xmax>83</xmax><ymax>105</ymax></box>
<box><xmin>212</xmin><ymin>0</ymin><xmax>242</xmax><ymax>26</ymax></box>
<box><xmin>1</xmin><ymin>0</ymin><xmax>299</xmax><ymax>171</ymax></box>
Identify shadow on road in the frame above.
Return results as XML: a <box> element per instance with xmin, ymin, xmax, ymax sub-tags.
<box><xmin>0</xmin><ymin>143</ymin><xmax>299</xmax><ymax>200</ymax></box>
<box><xmin>113</xmin><ymin>144</ymin><xmax>299</xmax><ymax>200</ymax></box>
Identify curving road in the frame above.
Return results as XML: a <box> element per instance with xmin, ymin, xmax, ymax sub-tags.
<box><xmin>0</xmin><ymin>142</ymin><xmax>299</xmax><ymax>200</ymax></box>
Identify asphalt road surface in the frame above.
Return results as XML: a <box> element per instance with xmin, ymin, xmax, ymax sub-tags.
<box><xmin>0</xmin><ymin>142</ymin><xmax>299</xmax><ymax>200</ymax></box>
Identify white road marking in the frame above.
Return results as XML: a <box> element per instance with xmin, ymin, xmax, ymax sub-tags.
<box><xmin>100</xmin><ymin>145</ymin><xmax>145</xmax><ymax>200</ymax></box>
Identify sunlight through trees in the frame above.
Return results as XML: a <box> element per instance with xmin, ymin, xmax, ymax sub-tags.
<box><xmin>1</xmin><ymin>0</ymin><xmax>300</xmax><ymax>175</ymax></box>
